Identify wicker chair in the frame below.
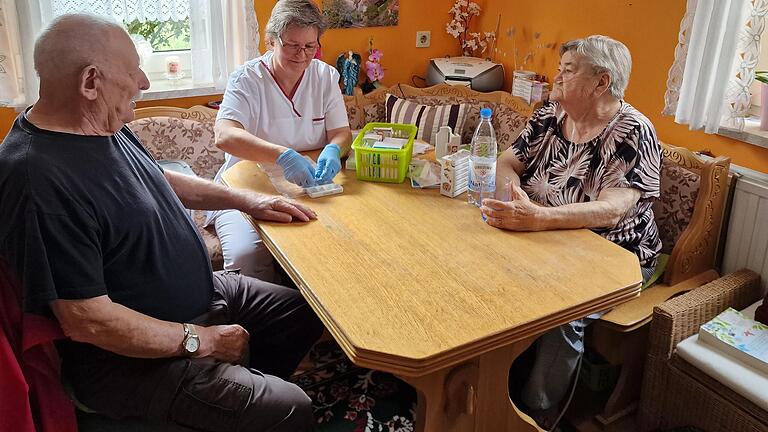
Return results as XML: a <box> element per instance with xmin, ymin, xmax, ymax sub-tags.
<box><xmin>583</xmin><ymin>142</ymin><xmax>732</xmax><ymax>428</ymax></box>
<box><xmin>638</xmin><ymin>269</ymin><xmax>765</xmax><ymax>432</ymax></box>
<box><xmin>127</xmin><ymin>106</ymin><xmax>224</xmax><ymax>271</ymax></box>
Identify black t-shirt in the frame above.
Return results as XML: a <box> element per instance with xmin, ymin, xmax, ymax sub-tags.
<box><xmin>0</xmin><ymin>112</ymin><xmax>213</xmax><ymax>323</ymax></box>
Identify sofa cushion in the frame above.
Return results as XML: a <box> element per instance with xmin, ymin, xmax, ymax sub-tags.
<box><xmin>653</xmin><ymin>160</ymin><xmax>701</xmax><ymax>255</ymax></box>
<box><xmin>405</xmin><ymin>95</ymin><xmax>527</xmax><ymax>151</ymax></box>
<box><xmin>385</xmin><ymin>94</ymin><xmax>469</xmax><ymax>145</ymax></box>
<box><xmin>363</xmin><ymin>102</ymin><xmax>386</xmax><ymax>126</ymax></box>
<box><xmin>675</xmin><ymin>301</ymin><xmax>768</xmax><ymax>412</ymax></box>
<box><xmin>128</xmin><ymin>116</ymin><xmax>224</xmax><ymax>181</ymax></box>
<box><xmin>346</xmin><ymin>102</ymin><xmax>365</xmax><ymax>130</ymax></box>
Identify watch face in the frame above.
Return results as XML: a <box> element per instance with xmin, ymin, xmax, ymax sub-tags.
<box><xmin>185</xmin><ymin>337</ymin><xmax>200</xmax><ymax>353</ymax></box>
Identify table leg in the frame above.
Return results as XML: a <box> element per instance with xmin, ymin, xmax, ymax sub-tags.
<box><xmin>400</xmin><ymin>336</ymin><xmax>543</xmax><ymax>432</ymax></box>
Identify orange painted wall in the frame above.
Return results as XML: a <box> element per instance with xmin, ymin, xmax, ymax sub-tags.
<box><xmin>475</xmin><ymin>0</ymin><xmax>768</xmax><ymax>172</ymax></box>
<box><xmin>254</xmin><ymin>0</ymin><xmax>458</xmax><ymax>86</ymax></box>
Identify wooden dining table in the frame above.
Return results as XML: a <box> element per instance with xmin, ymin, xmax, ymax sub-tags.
<box><xmin>222</xmin><ymin>158</ymin><xmax>642</xmax><ymax>432</ymax></box>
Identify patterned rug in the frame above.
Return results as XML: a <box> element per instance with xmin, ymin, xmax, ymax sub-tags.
<box><xmin>290</xmin><ymin>340</ymin><xmax>417</xmax><ymax>432</ymax></box>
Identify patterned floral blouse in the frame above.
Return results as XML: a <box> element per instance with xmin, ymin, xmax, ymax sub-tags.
<box><xmin>510</xmin><ymin>101</ymin><xmax>662</xmax><ymax>271</ymax></box>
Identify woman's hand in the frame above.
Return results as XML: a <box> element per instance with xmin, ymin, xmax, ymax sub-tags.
<box><xmin>314</xmin><ymin>143</ymin><xmax>342</xmax><ymax>184</ymax></box>
<box><xmin>276</xmin><ymin>149</ymin><xmax>318</xmax><ymax>187</ymax></box>
<box><xmin>480</xmin><ymin>185</ymin><xmax>546</xmax><ymax>231</ymax></box>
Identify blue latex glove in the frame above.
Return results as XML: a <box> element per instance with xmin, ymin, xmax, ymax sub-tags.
<box><xmin>314</xmin><ymin>143</ymin><xmax>342</xmax><ymax>184</ymax></box>
<box><xmin>276</xmin><ymin>149</ymin><xmax>317</xmax><ymax>187</ymax></box>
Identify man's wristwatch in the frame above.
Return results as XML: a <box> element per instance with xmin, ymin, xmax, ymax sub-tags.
<box><xmin>182</xmin><ymin>323</ymin><xmax>200</xmax><ymax>356</ymax></box>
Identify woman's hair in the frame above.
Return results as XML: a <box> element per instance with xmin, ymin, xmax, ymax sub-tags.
<box><xmin>560</xmin><ymin>35</ymin><xmax>632</xmax><ymax>99</ymax></box>
<box><xmin>265</xmin><ymin>0</ymin><xmax>327</xmax><ymax>42</ymax></box>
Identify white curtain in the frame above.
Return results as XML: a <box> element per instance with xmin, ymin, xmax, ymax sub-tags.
<box><xmin>190</xmin><ymin>0</ymin><xmax>259</xmax><ymax>90</ymax></box>
<box><xmin>0</xmin><ymin>0</ymin><xmax>259</xmax><ymax>108</ymax></box>
<box><xmin>663</xmin><ymin>0</ymin><xmax>755</xmax><ymax>133</ymax></box>
<box><xmin>0</xmin><ymin>1</ymin><xmax>25</xmax><ymax>106</ymax></box>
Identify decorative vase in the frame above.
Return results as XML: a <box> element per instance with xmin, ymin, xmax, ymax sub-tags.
<box><xmin>761</xmin><ymin>82</ymin><xmax>768</xmax><ymax>131</ymax></box>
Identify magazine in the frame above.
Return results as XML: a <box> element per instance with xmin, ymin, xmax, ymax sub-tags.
<box><xmin>699</xmin><ymin>308</ymin><xmax>768</xmax><ymax>374</ymax></box>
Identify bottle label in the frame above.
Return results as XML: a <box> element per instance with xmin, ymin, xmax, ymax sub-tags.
<box><xmin>469</xmin><ymin>159</ymin><xmax>496</xmax><ymax>191</ymax></box>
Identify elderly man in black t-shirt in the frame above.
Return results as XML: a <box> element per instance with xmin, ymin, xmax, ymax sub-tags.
<box><xmin>0</xmin><ymin>14</ymin><xmax>324</xmax><ymax>432</ymax></box>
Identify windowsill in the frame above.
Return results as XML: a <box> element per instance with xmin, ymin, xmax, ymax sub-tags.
<box><xmin>136</xmin><ymin>72</ymin><xmax>221</xmax><ymax>102</ymax></box>
<box><xmin>718</xmin><ymin>116</ymin><xmax>768</xmax><ymax>150</ymax></box>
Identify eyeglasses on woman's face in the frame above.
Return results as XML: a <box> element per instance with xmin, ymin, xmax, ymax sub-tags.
<box><xmin>277</xmin><ymin>36</ymin><xmax>321</xmax><ymax>56</ymax></box>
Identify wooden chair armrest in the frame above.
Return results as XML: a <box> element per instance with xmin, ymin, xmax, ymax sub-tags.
<box><xmin>664</xmin><ymin>152</ymin><xmax>730</xmax><ymax>286</ymax></box>
<box><xmin>598</xmin><ymin>270</ymin><xmax>719</xmax><ymax>331</ymax></box>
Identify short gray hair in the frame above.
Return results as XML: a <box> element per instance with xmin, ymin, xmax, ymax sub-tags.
<box><xmin>560</xmin><ymin>35</ymin><xmax>632</xmax><ymax>99</ymax></box>
<box><xmin>264</xmin><ymin>0</ymin><xmax>327</xmax><ymax>42</ymax></box>
<box><xmin>34</xmin><ymin>13</ymin><xmax>126</xmax><ymax>81</ymax></box>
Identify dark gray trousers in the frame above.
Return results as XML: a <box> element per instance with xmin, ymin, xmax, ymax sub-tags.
<box><xmin>64</xmin><ymin>271</ymin><xmax>324</xmax><ymax>432</ymax></box>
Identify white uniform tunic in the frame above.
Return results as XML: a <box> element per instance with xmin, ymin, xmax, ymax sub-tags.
<box><xmin>207</xmin><ymin>51</ymin><xmax>348</xmax><ymax>281</ymax></box>
<box><xmin>212</xmin><ymin>50</ymin><xmax>349</xmax><ymax>185</ymax></box>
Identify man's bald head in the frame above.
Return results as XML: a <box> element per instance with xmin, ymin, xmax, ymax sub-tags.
<box><xmin>34</xmin><ymin>14</ymin><xmax>128</xmax><ymax>88</ymax></box>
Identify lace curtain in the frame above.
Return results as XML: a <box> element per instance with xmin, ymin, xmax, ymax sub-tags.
<box><xmin>0</xmin><ymin>0</ymin><xmax>258</xmax><ymax>107</ymax></box>
<box><xmin>664</xmin><ymin>0</ymin><xmax>768</xmax><ymax>133</ymax></box>
<box><xmin>51</xmin><ymin>0</ymin><xmax>190</xmax><ymax>22</ymax></box>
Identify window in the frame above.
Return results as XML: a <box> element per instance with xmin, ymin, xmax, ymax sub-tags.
<box><xmin>126</xmin><ymin>18</ymin><xmax>191</xmax><ymax>52</ymax></box>
<box><xmin>0</xmin><ymin>0</ymin><xmax>259</xmax><ymax>107</ymax></box>
<box><xmin>663</xmin><ymin>1</ymin><xmax>768</xmax><ymax>149</ymax></box>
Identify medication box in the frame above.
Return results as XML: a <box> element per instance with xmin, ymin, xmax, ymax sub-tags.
<box><xmin>440</xmin><ymin>149</ymin><xmax>470</xmax><ymax>198</ymax></box>
<box><xmin>351</xmin><ymin>122</ymin><xmax>418</xmax><ymax>183</ymax></box>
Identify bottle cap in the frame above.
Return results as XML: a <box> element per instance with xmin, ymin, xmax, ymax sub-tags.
<box><xmin>480</xmin><ymin>108</ymin><xmax>492</xmax><ymax>119</ymax></box>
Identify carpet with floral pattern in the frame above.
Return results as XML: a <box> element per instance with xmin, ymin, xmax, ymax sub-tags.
<box><xmin>290</xmin><ymin>340</ymin><xmax>417</xmax><ymax>432</ymax></box>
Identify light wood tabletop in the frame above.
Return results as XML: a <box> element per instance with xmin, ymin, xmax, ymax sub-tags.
<box><xmin>223</xmin><ymin>160</ymin><xmax>642</xmax><ymax>432</ymax></box>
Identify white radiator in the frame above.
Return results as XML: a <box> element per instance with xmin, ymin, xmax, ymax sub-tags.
<box><xmin>721</xmin><ymin>165</ymin><xmax>768</xmax><ymax>294</ymax></box>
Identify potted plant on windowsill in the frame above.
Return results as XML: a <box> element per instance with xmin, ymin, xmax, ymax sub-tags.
<box><xmin>755</xmin><ymin>70</ymin><xmax>768</xmax><ymax>130</ymax></box>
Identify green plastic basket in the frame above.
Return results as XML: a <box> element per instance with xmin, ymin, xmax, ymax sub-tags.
<box><xmin>351</xmin><ymin>122</ymin><xmax>417</xmax><ymax>183</ymax></box>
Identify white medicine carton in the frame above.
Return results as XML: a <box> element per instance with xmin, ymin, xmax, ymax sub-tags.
<box><xmin>439</xmin><ymin>149</ymin><xmax>471</xmax><ymax>198</ymax></box>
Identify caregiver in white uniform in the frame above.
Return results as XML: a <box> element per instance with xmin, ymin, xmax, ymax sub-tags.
<box><xmin>212</xmin><ymin>0</ymin><xmax>352</xmax><ymax>282</ymax></box>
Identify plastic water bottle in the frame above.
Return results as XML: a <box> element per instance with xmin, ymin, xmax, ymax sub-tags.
<box><xmin>468</xmin><ymin>108</ymin><xmax>497</xmax><ymax>206</ymax></box>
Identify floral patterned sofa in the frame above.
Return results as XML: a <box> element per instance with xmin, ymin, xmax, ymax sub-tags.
<box><xmin>128</xmin><ymin>106</ymin><xmax>225</xmax><ymax>270</ymax></box>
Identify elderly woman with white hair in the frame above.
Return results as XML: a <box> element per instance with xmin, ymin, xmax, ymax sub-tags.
<box><xmin>481</xmin><ymin>35</ymin><xmax>662</xmax><ymax>428</ymax></box>
<box><xmin>212</xmin><ymin>0</ymin><xmax>352</xmax><ymax>282</ymax></box>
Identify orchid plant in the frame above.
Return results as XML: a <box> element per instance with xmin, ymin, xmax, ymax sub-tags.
<box><xmin>446</xmin><ymin>0</ymin><xmax>496</xmax><ymax>57</ymax></box>
<box><xmin>365</xmin><ymin>37</ymin><xmax>384</xmax><ymax>83</ymax></box>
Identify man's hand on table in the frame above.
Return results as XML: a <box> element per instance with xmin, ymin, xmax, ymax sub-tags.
<box><xmin>241</xmin><ymin>193</ymin><xmax>317</xmax><ymax>223</ymax></box>
<box><xmin>195</xmin><ymin>324</ymin><xmax>250</xmax><ymax>364</ymax></box>
<box><xmin>480</xmin><ymin>184</ymin><xmax>545</xmax><ymax>231</ymax></box>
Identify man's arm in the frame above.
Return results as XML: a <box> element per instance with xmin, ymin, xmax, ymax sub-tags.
<box><xmin>164</xmin><ymin>170</ymin><xmax>316</xmax><ymax>223</ymax></box>
<box><xmin>51</xmin><ymin>296</ymin><xmax>248</xmax><ymax>363</ymax></box>
<box><xmin>481</xmin><ymin>186</ymin><xmax>641</xmax><ymax>231</ymax></box>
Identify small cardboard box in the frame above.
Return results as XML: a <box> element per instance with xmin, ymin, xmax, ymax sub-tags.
<box><xmin>440</xmin><ymin>150</ymin><xmax>470</xmax><ymax>198</ymax></box>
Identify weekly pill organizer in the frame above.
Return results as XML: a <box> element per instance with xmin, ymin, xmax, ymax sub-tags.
<box><xmin>304</xmin><ymin>183</ymin><xmax>343</xmax><ymax>198</ymax></box>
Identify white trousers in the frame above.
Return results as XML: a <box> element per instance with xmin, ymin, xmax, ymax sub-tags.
<box><xmin>214</xmin><ymin>209</ymin><xmax>279</xmax><ymax>283</ymax></box>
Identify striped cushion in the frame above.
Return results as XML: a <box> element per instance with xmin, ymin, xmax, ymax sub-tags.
<box><xmin>385</xmin><ymin>94</ymin><xmax>469</xmax><ymax>145</ymax></box>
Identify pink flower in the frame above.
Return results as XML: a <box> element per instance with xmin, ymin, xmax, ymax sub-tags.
<box><xmin>369</xmin><ymin>48</ymin><xmax>383</xmax><ymax>62</ymax></box>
